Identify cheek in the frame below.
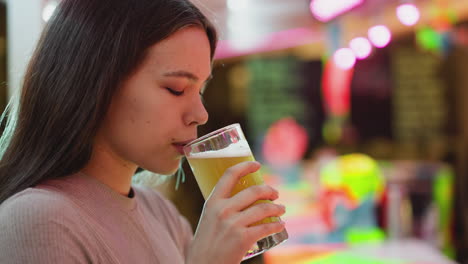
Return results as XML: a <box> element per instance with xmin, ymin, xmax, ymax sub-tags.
<box><xmin>104</xmin><ymin>95</ymin><xmax>159</xmax><ymax>147</ymax></box>
<box><xmin>122</xmin><ymin>96</ymin><xmax>183</xmax><ymax>152</ymax></box>
<box><xmin>106</xmin><ymin>86</ymin><xmax>183</xmax><ymax>147</ymax></box>
<box><xmin>124</xmin><ymin>94</ymin><xmax>163</xmax><ymax>126</ymax></box>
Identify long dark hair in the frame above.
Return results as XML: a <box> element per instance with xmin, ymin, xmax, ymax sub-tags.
<box><xmin>0</xmin><ymin>0</ymin><xmax>217</xmax><ymax>203</ymax></box>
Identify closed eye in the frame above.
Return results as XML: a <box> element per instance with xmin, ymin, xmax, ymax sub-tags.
<box><xmin>166</xmin><ymin>87</ymin><xmax>184</xmax><ymax>96</ymax></box>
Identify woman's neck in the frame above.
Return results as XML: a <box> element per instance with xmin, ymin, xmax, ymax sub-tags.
<box><xmin>81</xmin><ymin>143</ymin><xmax>137</xmax><ymax>196</ymax></box>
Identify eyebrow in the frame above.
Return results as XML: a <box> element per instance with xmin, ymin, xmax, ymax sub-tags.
<box><xmin>163</xmin><ymin>70</ymin><xmax>213</xmax><ymax>84</ymax></box>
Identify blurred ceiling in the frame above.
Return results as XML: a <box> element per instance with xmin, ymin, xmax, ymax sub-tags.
<box><xmin>193</xmin><ymin>0</ymin><xmax>315</xmax><ymax>40</ymax></box>
<box><xmin>193</xmin><ymin>0</ymin><xmax>410</xmax><ymax>40</ymax></box>
<box><xmin>192</xmin><ymin>0</ymin><xmax>468</xmax><ymax>58</ymax></box>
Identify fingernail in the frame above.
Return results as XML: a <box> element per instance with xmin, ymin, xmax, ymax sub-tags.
<box><xmin>279</xmin><ymin>204</ymin><xmax>286</xmax><ymax>211</ymax></box>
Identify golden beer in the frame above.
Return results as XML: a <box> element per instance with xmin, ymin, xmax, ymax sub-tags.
<box><xmin>187</xmin><ymin>154</ymin><xmax>279</xmax><ymax>225</ymax></box>
<box><xmin>184</xmin><ymin>123</ymin><xmax>288</xmax><ymax>260</ymax></box>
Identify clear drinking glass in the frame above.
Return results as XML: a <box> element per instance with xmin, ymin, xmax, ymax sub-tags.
<box><xmin>183</xmin><ymin>123</ymin><xmax>288</xmax><ymax>261</ymax></box>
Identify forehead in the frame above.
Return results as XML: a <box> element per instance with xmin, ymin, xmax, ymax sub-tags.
<box><xmin>144</xmin><ymin>27</ymin><xmax>212</xmax><ymax>77</ymax></box>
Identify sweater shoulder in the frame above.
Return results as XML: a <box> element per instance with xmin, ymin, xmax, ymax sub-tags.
<box><xmin>0</xmin><ymin>187</ymin><xmax>95</xmax><ymax>264</ymax></box>
<box><xmin>133</xmin><ymin>184</ymin><xmax>179</xmax><ymax>216</ymax></box>
<box><xmin>0</xmin><ymin>187</ymin><xmax>80</xmax><ymax>225</ymax></box>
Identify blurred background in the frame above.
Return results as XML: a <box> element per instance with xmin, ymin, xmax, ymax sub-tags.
<box><xmin>5</xmin><ymin>0</ymin><xmax>468</xmax><ymax>263</ymax></box>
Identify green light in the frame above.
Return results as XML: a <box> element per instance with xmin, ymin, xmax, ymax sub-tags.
<box><xmin>345</xmin><ymin>227</ymin><xmax>386</xmax><ymax>244</ymax></box>
<box><xmin>321</xmin><ymin>154</ymin><xmax>384</xmax><ymax>202</ymax></box>
<box><xmin>416</xmin><ymin>27</ymin><xmax>442</xmax><ymax>52</ymax></box>
<box><xmin>303</xmin><ymin>252</ymin><xmax>403</xmax><ymax>264</ymax></box>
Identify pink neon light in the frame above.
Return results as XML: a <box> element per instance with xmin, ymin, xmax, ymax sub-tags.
<box><xmin>368</xmin><ymin>25</ymin><xmax>392</xmax><ymax>48</ymax></box>
<box><xmin>333</xmin><ymin>48</ymin><xmax>356</xmax><ymax>70</ymax></box>
<box><xmin>310</xmin><ymin>0</ymin><xmax>364</xmax><ymax>22</ymax></box>
<box><xmin>397</xmin><ymin>4</ymin><xmax>420</xmax><ymax>26</ymax></box>
<box><xmin>349</xmin><ymin>37</ymin><xmax>372</xmax><ymax>59</ymax></box>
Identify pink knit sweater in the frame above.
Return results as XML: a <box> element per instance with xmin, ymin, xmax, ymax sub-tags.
<box><xmin>0</xmin><ymin>173</ymin><xmax>193</xmax><ymax>263</ymax></box>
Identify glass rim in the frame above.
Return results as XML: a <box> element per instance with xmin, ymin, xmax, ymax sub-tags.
<box><xmin>184</xmin><ymin>123</ymin><xmax>241</xmax><ymax>149</ymax></box>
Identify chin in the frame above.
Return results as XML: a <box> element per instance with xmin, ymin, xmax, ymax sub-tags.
<box><xmin>144</xmin><ymin>161</ymin><xmax>181</xmax><ymax>176</ymax></box>
<box><xmin>161</xmin><ymin>167</ymin><xmax>180</xmax><ymax>176</ymax></box>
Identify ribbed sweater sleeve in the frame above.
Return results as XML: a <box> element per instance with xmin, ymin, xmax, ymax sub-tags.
<box><xmin>0</xmin><ymin>190</ymin><xmax>91</xmax><ymax>264</ymax></box>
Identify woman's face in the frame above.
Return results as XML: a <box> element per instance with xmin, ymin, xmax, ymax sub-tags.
<box><xmin>96</xmin><ymin>27</ymin><xmax>212</xmax><ymax>175</ymax></box>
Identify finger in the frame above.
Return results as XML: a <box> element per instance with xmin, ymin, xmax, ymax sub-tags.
<box><xmin>236</xmin><ymin>202</ymin><xmax>286</xmax><ymax>227</ymax></box>
<box><xmin>228</xmin><ymin>185</ymin><xmax>279</xmax><ymax>212</ymax></box>
<box><xmin>246</xmin><ymin>221</ymin><xmax>287</xmax><ymax>243</ymax></box>
<box><xmin>210</xmin><ymin>161</ymin><xmax>261</xmax><ymax>199</ymax></box>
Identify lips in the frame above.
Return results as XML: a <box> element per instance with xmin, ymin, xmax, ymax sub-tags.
<box><xmin>172</xmin><ymin>138</ymin><xmax>196</xmax><ymax>155</ymax></box>
<box><xmin>172</xmin><ymin>144</ymin><xmax>185</xmax><ymax>155</ymax></box>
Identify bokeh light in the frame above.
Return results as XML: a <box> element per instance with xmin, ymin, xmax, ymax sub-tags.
<box><xmin>416</xmin><ymin>27</ymin><xmax>443</xmax><ymax>52</ymax></box>
<box><xmin>349</xmin><ymin>37</ymin><xmax>372</xmax><ymax>59</ymax></box>
<box><xmin>310</xmin><ymin>0</ymin><xmax>364</xmax><ymax>22</ymax></box>
<box><xmin>397</xmin><ymin>4</ymin><xmax>420</xmax><ymax>26</ymax></box>
<box><xmin>333</xmin><ymin>48</ymin><xmax>356</xmax><ymax>70</ymax></box>
<box><xmin>262</xmin><ymin>118</ymin><xmax>309</xmax><ymax>169</ymax></box>
<box><xmin>368</xmin><ymin>25</ymin><xmax>392</xmax><ymax>48</ymax></box>
<box><xmin>42</xmin><ymin>1</ymin><xmax>58</xmax><ymax>22</ymax></box>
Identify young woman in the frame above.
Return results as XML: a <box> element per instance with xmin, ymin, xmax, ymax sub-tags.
<box><xmin>0</xmin><ymin>0</ymin><xmax>285</xmax><ymax>263</ymax></box>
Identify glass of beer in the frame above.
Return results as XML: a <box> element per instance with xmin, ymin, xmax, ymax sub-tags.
<box><xmin>183</xmin><ymin>123</ymin><xmax>288</xmax><ymax>261</ymax></box>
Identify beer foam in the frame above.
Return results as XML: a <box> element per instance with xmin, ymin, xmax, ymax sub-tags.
<box><xmin>188</xmin><ymin>139</ymin><xmax>252</xmax><ymax>158</ymax></box>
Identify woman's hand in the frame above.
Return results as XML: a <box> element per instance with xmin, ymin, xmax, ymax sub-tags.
<box><xmin>186</xmin><ymin>161</ymin><xmax>286</xmax><ymax>264</ymax></box>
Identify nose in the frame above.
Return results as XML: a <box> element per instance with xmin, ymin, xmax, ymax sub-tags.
<box><xmin>184</xmin><ymin>95</ymin><xmax>209</xmax><ymax>126</ymax></box>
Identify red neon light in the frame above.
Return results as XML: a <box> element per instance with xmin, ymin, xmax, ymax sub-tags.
<box><xmin>322</xmin><ymin>59</ymin><xmax>353</xmax><ymax>117</ymax></box>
